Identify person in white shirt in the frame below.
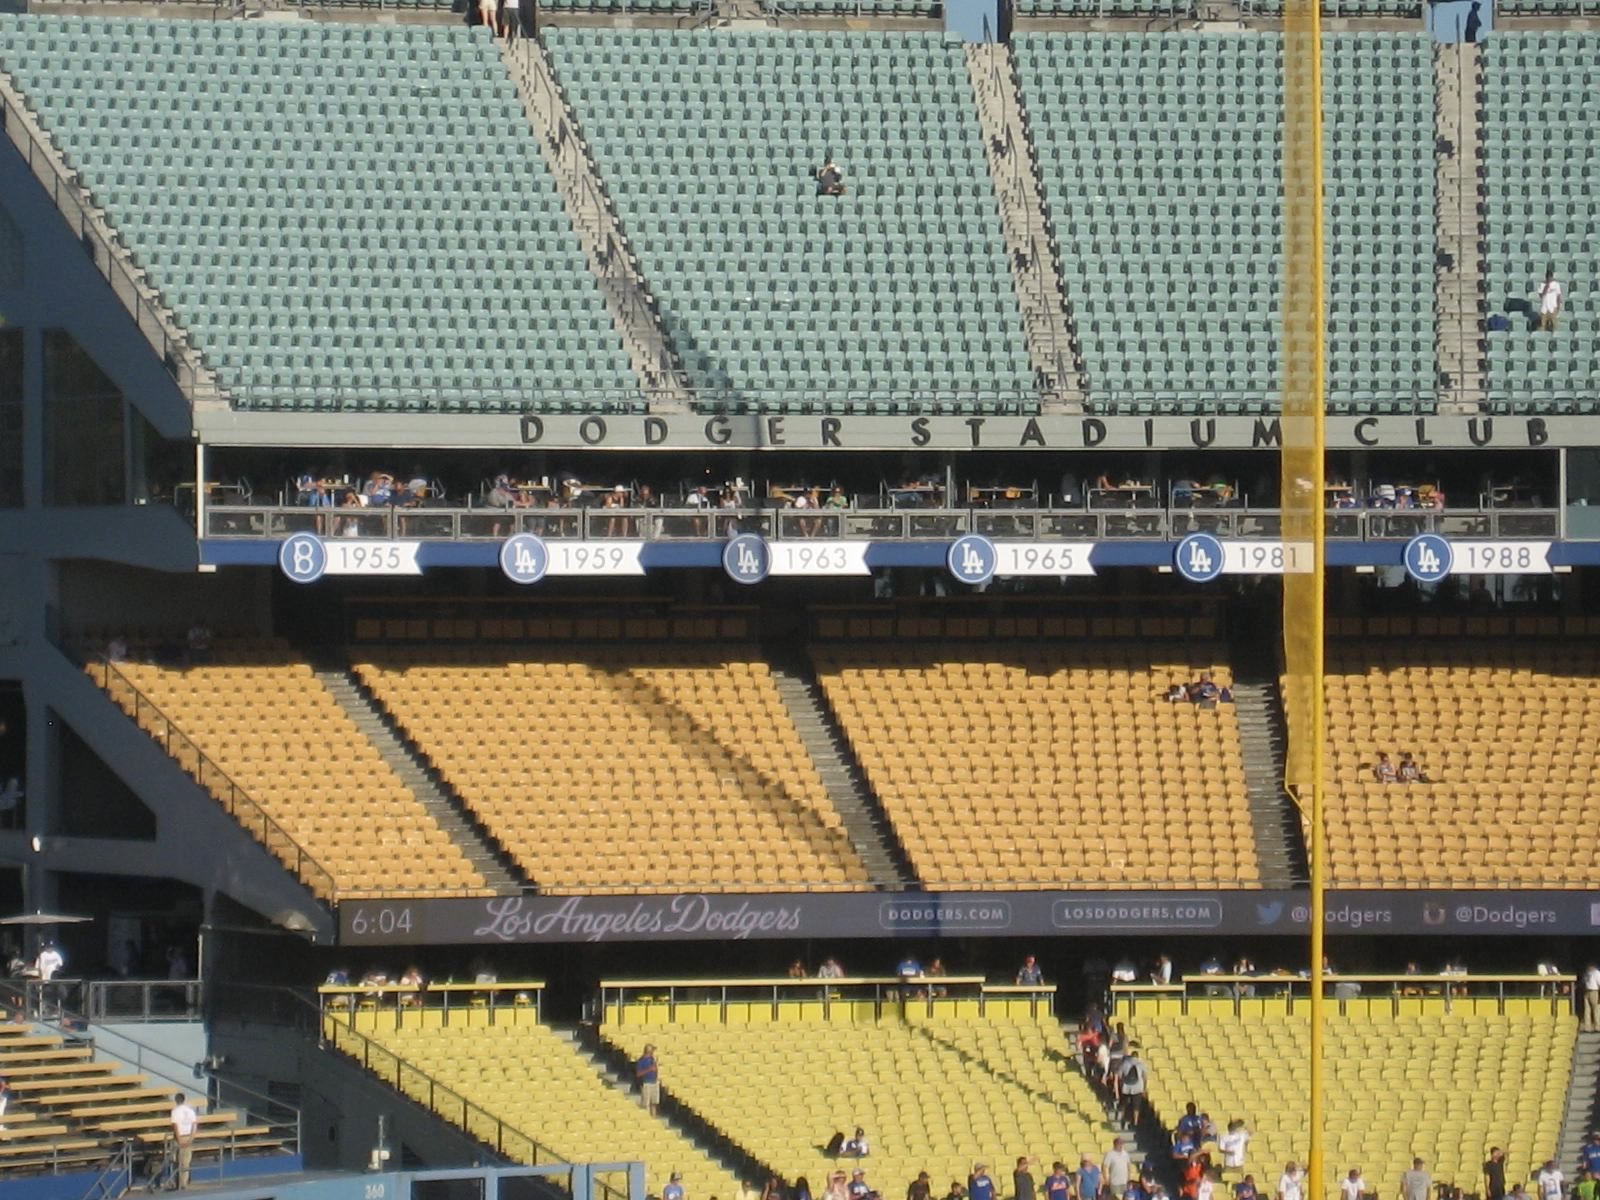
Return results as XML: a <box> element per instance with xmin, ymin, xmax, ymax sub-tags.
<box><xmin>1536</xmin><ymin>1160</ymin><xmax>1564</xmax><ymax>1200</ymax></box>
<box><xmin>1583</xmin><ymin>964</ymin><xmax>1600</xmax><ymax>1031</ymax></box>
<box><xmin>1277</xmin><ymin>1163</ymin><xmax>1304</xmax><ymax>1200</ymax></box>
<box><xmin>1539</xmin><ymin>269</ymin><xmax>1564</xmax><ymax>332</ymax></box>
<box><xmin>1219</xmin><ymin>1121</ymin><xmax>1252</xmax><ymax>1173</ymax></box>
<box><xmin>35</xmin><ymin>943</ymin><xmax>64</xmax><ymax>982</ymax></box>
<box><xmin>170</xmin><ymin>1092</ymin><xmax>199</xmax><ymax>1188</ymax></box>
<box><xmin>1102</xmin><ymin>1138</ymin><xmax>1132</xmax><ymax>1199</ymax></box>
<box><xmin>1341</xmin><ymin>1169</ymin><xmax>1367</xmax><ymax>1200</ymax></box>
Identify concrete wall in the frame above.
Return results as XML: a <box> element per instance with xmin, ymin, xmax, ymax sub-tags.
<box><xmin>88</xmin><ymin>1018</ymin><xmax>207</xmax><ymax>1094</ymax></box>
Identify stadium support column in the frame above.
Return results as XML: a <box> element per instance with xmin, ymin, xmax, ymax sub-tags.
<box><xmin>1281</xmin><ymin>0</ymin><xmax>1326</xmax><ymax>1193</ymax></box>
<box><xmin>194</xmin><ymin>442</ymin><xmax>206</xmax><ymax>541</ymax></box>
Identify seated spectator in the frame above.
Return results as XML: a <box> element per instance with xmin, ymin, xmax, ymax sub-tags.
<box><xmin>396</xmin><ymin>965</ymin><xmax>425</xmax><ymax>1008</ymax></box>
<box><xmin>926</xmin><ymin>957</ymin><xmax>948</xmax><ymax>998</ymax></box>
<box><xmin>1110</xmin><ymin>958</ymin><xmax>1139</xmax><ymax>985</ymax></box>
<box><xmin>364</xmin><ymin>472</ymin><xmax>396</xmax><ymax>506</ymax></box>
<box><xmin>186</xmin><ymin>620</ymin><xmax>213</xmax><ymax>664</ymax></box>
<box><xmin>1187</xmin><ymin>674</ymin><xmax>1220</xmax><ymax>704</ymax></box>
<box><xmin>637</xmin><ymin>484</ymin><xmax>659</xmax><ymax>508</ymax></box>
<box><xmin>1397</xmin><ymin>752</ymin><xmax>1428</xmax><ymax>783</ymax></box>
<box><xmin>818</xmin><ymin>957</ymin><xmax>845</xmax><ymax>979</ymax></box>
<box><xmin>942</xmin><ymin>1184</ymin><xmax>967</xmax><ymax>1200</ymax></box>
<box><xmin>908</xmin><ymin>1174</ymin><xmax>933</xmax><ymax>1200</ymax></box>
<box><xmin>788</xmin><ymin>960</ymin><xmax>809</xmax><ymax>980</ymax></box>
<box><xmin>685</xmin><ymin>486</ymin><xmax>712</xmax><ymax>509</ymax></box>
<box><xmin>1172</xmin><ymin>1130</ymin><xmax>1200</xmax><ymax>1162</ymax></box>
<box><xmin>817</xmin><ymin>158</ymin><xmax>847</xmax><ymax>196</ymax></box>
<box><xmin>842</xmin><ymin>1128</ymin><xmax>871</xmax><ymax>1158</ymax></box>
<box><xmin>825</xmin><ymin>486</ymin><xmax>850</xmax><ymax>510</ymax></box>
<box><xmin>296</xmin><ymin>473</ymin><xmax>331</xmax><ymax>507</ymax></box>
<box><xmin>489</xmin><ymin>475</ymin><xmax>527</xmax><ymax>509</ymax></box>
<box><xmin>360</xmin><ymin>966</ymin><xmax>390</xmax><ymax>997</ymax></box>
<box><xmin>1165</xmin><ymin>683</ymin><xmax>1189</xmax><ymax>703</ymax></box>
<box><xmin>1372</xmin><ymin>753</ymin><xmax>1397</xmax><ymax>783</ymax></box>
<box><xmin>1233</xmin><ymin>1177</ymin><xmax>1259</xmax><ymax>1200</ymax></box>
<box><xmin>825</xmin><ymin>1173</ymin><xmax>850</xmax><ymax>1200</ymax></box>
<box><xmin>848</xmin><ymin>1169</ymin><xmax>875</xmax><ymax>1200</ymax></box>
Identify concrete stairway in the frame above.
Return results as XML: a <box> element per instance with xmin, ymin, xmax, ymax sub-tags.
<box><xmin>311</xmin><ymin>665</ymin><xmax>523</xmax><ymax>894</ymax></box>
<box><xmin>1558</xmin><ymin>1030</ymin><xmax>1600</xmax><ymax>1171</ymax></box>
<box><xmin>767</xmin><ymin>655</ymin><xmax>917</xmax><ymax>891</ymax></box>
<box><xmin>0</xmin><ymin>67</ymin><xmax>219</xmax><ymax>406</ymax></box>
<box><xmin>499</xmin><ymin>37</ymin><xmax>691</xmax><ymax>413</ymax></box>
<box><xmin>1435</xmin><ymin>41</ymin><xmax>1487</xmax><ymax>412</ymax></box>
<box><xmin>966</xmin><ymin>41</ymin><xmax>1086</xmax><ymax>412</ymax></box>
<box><xmin>568</xmin><ymin>1024</ymin><xmax>775</xmax><ymax>1186</ymax></box>
<box><xmin>1226</xmin><ymin>639</ymin><xmax>1309</xmax><ymax>887</ymax></box>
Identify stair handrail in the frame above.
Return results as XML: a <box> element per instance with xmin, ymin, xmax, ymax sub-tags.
<box><xmin>77</xmin><ymin>1138</ymin><xmax>135</xmax><ymax>1200</ymax></box>
<box><xmin>0</xmin><ymin>979</ymin><xmax>303</xmax><ymax>1153</ymax></box>
<box><xmin>248</xmin><ymin>984</ymin><xmax>572</xmax><ymax>1171</ymax></box>
<box><xmin>89</xmin><ymin>657</ymin><xmax>338</xmax><ymax>905</ymax></box>
<box><xmin>0</xmin><ymin>75</ymin><xmax>208</xmax><ymax>399</ymax></box>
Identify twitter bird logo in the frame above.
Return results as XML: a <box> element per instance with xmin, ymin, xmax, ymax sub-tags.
<box><xmin>1255</xmin><ymin>901</ymin><xmax>1284</xmax><ymax>925</ymax></box>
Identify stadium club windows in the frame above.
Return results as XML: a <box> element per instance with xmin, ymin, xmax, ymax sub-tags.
<box><xmin>42</xmin><ymin>330</ymin><xmax>123</xmax><ymax>507</ymax></box>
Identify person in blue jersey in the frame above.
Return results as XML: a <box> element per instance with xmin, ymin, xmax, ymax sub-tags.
<box><xmin>1176</xmin><ymin>1103</ymin><xmax>1206</xmax><ymax>1140</ymax></box>
<box><xmin>635</xmin><ymin>1044</ymin><xmax>660</xmax><ymax>1116</ymax></box>
<box><xmin>1233</xmin><ymin>1177</ymin><xmax>1259</xmax><ymax>1200</ymax></box>
<box><xmin>1123</xmin><ymin>1181</ymin><xmax>1148</xmax><ymax>1200</ymax></box>
<box><xmin>1173</xmin><ymin>1130</ymin><xmax>1201</xmax><ymax>1164</ymax></box>
<box><xmin>1581</xmin><ymin>1133</ymin><xmax>1600</xmax><ymax>1178</ymax></box>
<box><xmin>848</xmin><ymin>1169</ymin><xmax>877</xmax><ymax>1200</ymax></box>
<box><xmin>970</xmin><ymin>1165</ymin><xmax>996</xmax><ymax>1200</ymax></box>
<box><xmin>1046</xmin><ymin>1163</ymin><xmax>1073</xmax><ymax>1200</ymax></box>
<box><xmin>1076</xmin><ymin>1158</ymin><xmax>1103</xmax><ymax>1200</ymax></box>
<box><xmin>664</xmin><ymin>1175</ymin><xmax>685</xmax><ymax>1200</ymax></box>
<box><xmin>1016</xmin><ymin>956</ymin><xmax>1044</xmax><ymax>986</ymax></box>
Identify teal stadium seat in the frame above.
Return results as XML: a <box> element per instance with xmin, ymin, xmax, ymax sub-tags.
<box><xmin>1013</xmin><ymin>32</ymin><xmax>1436</xmax><ymax>415</ymax></box>
<box><xmin>1480</xmin><ymin>33</ymin><xmax>1600</xmax><ymax>411</ymax></box>
<box><xmin>0</xmin><ymin>16</ymin><xmax>639</xmax><ymax>413</ymax></box>
<box><xmin>544</xmin><ymin>29</ymin><xmax>1036</xmax><ymax>414</ymax></box>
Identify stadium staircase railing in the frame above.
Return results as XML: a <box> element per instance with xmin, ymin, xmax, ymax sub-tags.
<box><xmin>89</xmin><ymin>658</ymin><xmax>338</xmax><ymax>905</ymax></box>
<box><xmin>0</xmin><ymin>72</ymin><xmax>214</xmax><ymax>402</ymax></box>
<box><xmin>296</xmin><ymin>985</ymin><xmax>573</xmax><ymax>1167</ymax></box>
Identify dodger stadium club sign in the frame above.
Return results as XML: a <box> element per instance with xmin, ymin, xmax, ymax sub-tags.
<box><xmin>200</xmin><ymin>409</ymin><xmax>1578</xmax><ymax>452</ymax></box>
<box><xmin>337</xmin><ymin>889</ymin><xmax>1600</xmax><ymax>945</ymax></box>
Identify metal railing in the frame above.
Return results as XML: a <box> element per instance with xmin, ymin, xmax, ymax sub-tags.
<box><xmin>5</xmin><ymin>977</ymin><xmax>203</xmax><ymax>1023</ymax></box>
<box><xmin>0</xmin><ymin>84</ymin><xmax>200</xmax><ymax>397</ymax></box>
<box><xmin>317</xmin><ymin>980</ymin><xmax>545</xmax><ymax>1026</ymax></box>
<box><xmin>597</xmin><ymin>976</ymin><xmax>1057</xmax><ymax>1025</ymax></box>
<box><xmin>203</xmin><ymin>503</ymin><xmax>1562</xmax><ymax>543</ymax></box>
<box><xmin>0</xmin><ymin>980</ymin><xmax>302</xmax><ymax>1164</ymax></box>
<box><xmin>89</xmin><ymin>658</ymin><xmax>337</xmax><ymax>904</ymax></box>
<box><xmin>1110</xmin><ymin>973</ymin><xmax>1575</xmax><ymax>1018</ymax></box>
<box><xmin>317</xmin><ymin>1006</ymin><xmax>564</xmax><ymax>1164</ymax></box>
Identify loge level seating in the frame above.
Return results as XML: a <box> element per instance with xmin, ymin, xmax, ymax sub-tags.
<box><xmin>0</xmin><ymin>17</ymin><xmax>634</xmax><ymax>410</ymax></box>
<box><xmin>812</xmin><ymin>643</ymin><xmax>1258</xmax><ymax>889</ymax></box>
<box><xmin>336</xmin><ymin>1011</ymin><xmax>740</xmax><ymax>1200</ymax></box>
<box><xmin>1017</xmin><ymin>33</ymin><xmax>1434</xmax><ymax>413</ymax></box>
<box><xmin>1481</xmin><ymin>33</ymin><xmax>1600</xmax><ymax>409</ymax></box>
<box><xmin>545</xmin><ymin>29</ymin><xmax>1034</xmax><ymax>410</ymax></box>
<box><xmin>0</xmin><ymin>1022</ymin><xmax>278</xmax><ymax>1174</ymax></box>
<box><xmin>601</xmin><ymin>1007</ymin><xmax>1110</xmax><ymax>1193</ymax></box>
<box><xmin>97</xmin><ymin>641</ymin><xmax>488</xmax><ymax>900</ymax></box>
<box><xmin>1321</xmin><ymin>640</ymin><xmax>1600</xmax><ymax>887</ymax></box>
<box><xmin>1128</xmin><ymin>1005</ymin><xmax>1572</xmax><ymax>1197</ymax></box>
<box><xmin>354</xmin><ymin>646</ymin><xmax>870</xmax><ymax>892</ymax></box>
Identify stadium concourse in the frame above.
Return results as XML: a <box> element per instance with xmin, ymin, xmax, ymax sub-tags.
<box><xmin>6</xmin><ymin>2</ymin><xmax>1600</xmax><ymax>1200</ymax></box>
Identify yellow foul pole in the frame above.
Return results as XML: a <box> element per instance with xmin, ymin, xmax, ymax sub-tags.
<box><xmin>1281</xmin><ymin>0</ymin><xmax>1327</xmax><ymax>1195</ymax></box>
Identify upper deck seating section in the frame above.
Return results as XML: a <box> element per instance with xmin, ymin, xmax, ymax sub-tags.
<box><xmin>1014</xmin><ymin>33</ymin><xmax>1435</xmax><ymax>414</ymax></box>
<box><xmin>353</xmin><ymin>646</ymin><xmax>871</xmax><ymax>892</ymax></box>
<box><xmin>1480</xmin><ymin>33</ymin><xmax>1600</xmax><ymax>409</ymax></box>
<box><xmin>340</xmin><ymin>1012</ymin><xmax>739</xmax><ymax>1200</ymax></box>
<box><xmin>544</xmin><ymin>29</ymin><xmax>1035</xmax><ymax>413</ymax></box>
<box><xmin>601</xmin><ymin>1012</ymin><xmax>1109</xmax><ymax>1193</ymax></box>
<box><xmin>97</xmin><ymin>640</ymin><xmax>488</xmax><ymax>899</ymax></box>
<box><xmin>1322</xmin><ymin>640</ymin><xmax>1600</xmax><ymax>887</ymax></box>
<box><xmin>812</xmin><ymin>642</ymin><xmax>1258</xmax><ymax>889</ymax></box>
<box><xmin>0</xmin><ymin>16</ymin><xmax>635</xmax><ymax>412</ymax></box>
<box><xmin>1128</xmin><ymin>1005</ymin><xmax>1572</xmax><ymax>1199</ymax></box>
